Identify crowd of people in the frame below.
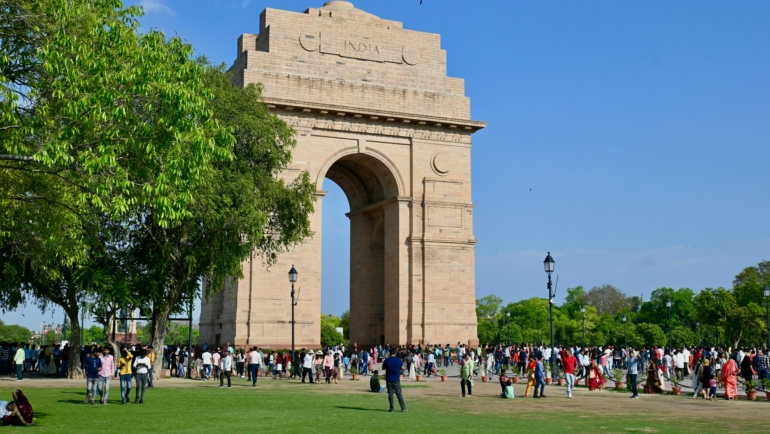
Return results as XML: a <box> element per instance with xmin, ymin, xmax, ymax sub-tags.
<box><xmin>0</xmin><ymin>342</ymin><xmax>70</xmax><ymax>379</ymax></box>
<box><xmin>159</xmin><ymin>340</ymin><xmax>769</xmax><ymax>404</ymax></box>
<box><xmin>2</xmin><ymin>337</ymin><xmax>768</xmax><ymax>419</ymax></box>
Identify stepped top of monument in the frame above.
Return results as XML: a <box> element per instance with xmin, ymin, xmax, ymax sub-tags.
<box><xmin>304</xmin><ymin>1</ymin><xmax>401</xmax><ymax>28</ymax></box>
<box><xmin>230</xmin><ymin>2</ymin><xmax>485</xmax><ymax>127</ymax></box>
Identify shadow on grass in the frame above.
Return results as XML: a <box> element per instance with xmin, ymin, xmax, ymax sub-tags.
<box><xmin>334</xmin><ymin>406</ymin><xmax>388</xmax><ymax>412</ymax></box>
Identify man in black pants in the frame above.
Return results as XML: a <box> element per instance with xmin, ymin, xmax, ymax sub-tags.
<box><xmin>301</xmin><ymin>350</ymin><xmax>314</xmax><ymax>383</ymax></box>
<box><xmin>382</xmin><ymin>352</ymin><xmax>407</xmax><ymax>412</ymax></box>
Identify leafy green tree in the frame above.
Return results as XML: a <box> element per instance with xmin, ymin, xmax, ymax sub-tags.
<box><xmin>338</xmin><ymin>310</ymin><xmax>350</xmax><ymax>340</ymax></box>
<box><xmin>627</xmin><ymin>296</ymin><xmax>643</xmax><ymax>313</ymax></box>
<box><xmin>136</xmin><ymin>322</ymin><xmax>152</xmax><ymax>344</ymax></box>
<box><xmin>477</xmin><ymin>318</ymin><xmax>500</xmax><ymax>345</ymax></box>
<box><xmin>671</xmin><ymin>326</ymin><xmax>698</xmax><ymax>348</ymax></box>
<box><xmin>0</xmin><ymin>321</ymin><xmax>32</xmax><ymax>343</ymax></box>
<box><xmin>732</xmin><ymin>260</ymin><xmax>770</xmax><ymax>308</ymax></box>
<box><xmin>635</xmin><ymin>323</ymin><xmax>666</xmax><ymax>347</ymax></box>
<box><xmin>82</xmin><ymin>325</ymin><xmax>105</xmax><ymax>345</ymax></box>
<box><xmin>320</xmin><ymin>315</ymin><xmax>345</xmax><ymax>347</ymax></box>
<box><xmin>1</xmin><ymin>0</ymin><xmax>236</xmax><ymax>287</ymax></box>
<box><xmin>563</xmin><ymin>286</ymin><xmax>587</xmax><ymax>312</ymax></box>
<box><xmin>638</xmin><ymin>287</ymin><xmax>696</xmax><ymax>330</ymax></box>
<box><xmin>164</xmin><ymin>323</ymin><xmax>199</xmax><ymax>346</ymax></box>
<box><xmin>476</xmin><ymin>295</ymin><xmax>503</xmax><ymax>319</ymax></box>
<box><xmin>134</xmin><ymin>64</ymin><xmax>315</xmax><ymax>376</ymax></box>
<box><xmin>0</xmin><ymin>238</ymin><xmax>91</xmax><ymax>377</ymax></box>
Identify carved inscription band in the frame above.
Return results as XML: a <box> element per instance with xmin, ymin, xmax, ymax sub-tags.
<box><xmin>300</xmin><ymin>31</ymin><xmax>419</xmax><ymax>65</ymax></box>
<box><xmin>281</xmin><ymin>114</ymin><xmax>468</xmax><ymax>143</ymax></box>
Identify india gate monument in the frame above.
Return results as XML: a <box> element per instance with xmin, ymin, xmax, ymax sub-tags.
<box><xmin>200</xmin><ymin>1</ymin><xmax>485</xmax><ymax>349</ymax></box>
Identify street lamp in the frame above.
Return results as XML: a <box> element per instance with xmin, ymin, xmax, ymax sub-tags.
<box><xmin>764</xmin><ymin>285</ymin><xmax>770</xmax><ymax>349</ymax></box>
<box><xmin>622</xmin><ymin>314</ymin><xmax>627</xmax><ymax>351</ymax></box>
<box><xmin>666</xmin><ymin>299</ymin><xmax>672</xmax><ymax>350</ymax></box>
<box><xmin>581</xmin><ymin>305</ymin><xmax>586</xmax><ymax>349</ymax></box>
<box><xmin>715</xmin><ymin>328</ymin><xmax>720</xmax><ymax>348</ymax></box>
<box><xmin>506</xmin><ymin>311</ymin><xmax>511</xmax><ymax>346</ymax></box>
<box><xmin>543</xmin><ymin>252</ymin><xmax>556</xmax><ymax>380</ymax></box>
<box><xmin>288</xmin><ymin>265</ymin><xmax>298</xmax><ymax>376</ymax></box>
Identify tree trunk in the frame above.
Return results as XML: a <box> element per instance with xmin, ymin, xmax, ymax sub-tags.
<box><xmin>150</xmin><ymin>303</ymin><xmax>173</xmax><ymax>380</ymax></box>
<box><xmin>65</xmin><ymin>307</ymin><xmax>83</xmax><ymax>379</ymax></box>
<box><xmin>97</xmin><ymin>313</ymin><xmax>120</xmax><ymax>359</ymax></box>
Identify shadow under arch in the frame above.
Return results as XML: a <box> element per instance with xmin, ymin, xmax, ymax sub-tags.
<box><xmin>319</xmin><ymin>147</ymin><xmax>407</xmax><ymax>347</ymax></box>
<box><xmin>316</xmin><ymin>147</ymin><xmax>405</xmax><ymax>211</ymax></box>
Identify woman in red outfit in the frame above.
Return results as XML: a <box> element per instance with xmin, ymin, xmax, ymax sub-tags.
<box><xmin>2</xmin><ymin>390</ymin><xmax>33</xmax><ymax>426</ymax></box>
<box><xmin>588</xmin><ymin>359</ymin><xmax>605</xmax><ymax>391</ymax></box>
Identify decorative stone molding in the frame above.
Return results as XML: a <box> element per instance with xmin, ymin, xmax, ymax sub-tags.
<box><xmin>281</xmin><ymin>113</ymin><xmax>469</xmax><ymax>143</ymax></box>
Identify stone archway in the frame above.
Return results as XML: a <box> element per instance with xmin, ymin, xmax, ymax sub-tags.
<box><xmin>199</xmin><ymin>1</ymin><xmax>484</xmax><ymax>348</ymax></box>
<box><xmin>323</xmin><ymin>152</ymin><xmax>401</xmax><ymax>347</ymax></box>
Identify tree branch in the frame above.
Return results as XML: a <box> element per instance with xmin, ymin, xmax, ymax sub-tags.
<box><xmin>0</xmin><ymin>154</ymin><xmax>34</xmax><ymax>162</ymax></box>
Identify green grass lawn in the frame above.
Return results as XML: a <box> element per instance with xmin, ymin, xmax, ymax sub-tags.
<box><xmin>1</xmin><ymin>379</ymin><xmax>765</xmax><ymax>433</ymax></box>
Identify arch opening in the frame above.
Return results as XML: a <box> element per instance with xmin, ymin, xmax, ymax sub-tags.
<box><xmin>322</xmin><ymin>153</ymin><xmax>400</xmax><ymax>346</ymax></box>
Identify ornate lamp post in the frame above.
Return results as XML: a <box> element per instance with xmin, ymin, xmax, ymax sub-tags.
<box><xmin>622</xmin><ymin>314</ymin><xmax>627</xmax><ymax>351</ymax></box>
<box><xmin>506</xmin><ymin>311</ymin><xmax>511</xmax><ymax>346</ymax></box>
<box><xmin>764</xmin><ymin>285</ymin><xmax>770</xmax><ymax>349</ymax></box>
<box><xmin>581</xmin><ymin>305</ymin><xmax>586</xmax><ymax>349</ymax></box>
<box><xmin>543</xmin><ymin>252</ymin><xmax>556</xmax><ymax>380</ymax></box>
<box><xmin>666</xmin><ymin>299</ymin><xmax>672</xmax><ymax>350</ymax></box>
<box><xmin>288</xmin><ymin>265</ymin><xmax>298</xmax><ymax>375</ymax></box>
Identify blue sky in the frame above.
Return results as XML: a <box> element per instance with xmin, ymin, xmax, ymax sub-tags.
<box><xmin>5</xmin><ymin>0</ymin><xmax>770</xmax><ymax>329</ymax></box>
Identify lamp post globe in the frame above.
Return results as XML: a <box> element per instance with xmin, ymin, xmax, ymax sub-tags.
<box><xmin>543</xmin><ymin>252</ymin><xmax>556</xmax><ymax>381</ymax></box>
<box><xmin>288</xmin><ymin>265</ymin><xmax>298</xmax><ymax>375</ymax></box>
<box><xmin>543</xmin><ymin>252</ymin><xmax>555</xmax><ymax>273</ymax></box>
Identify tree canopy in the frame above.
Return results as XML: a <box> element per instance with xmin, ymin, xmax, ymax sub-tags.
<box><xmin>0</xmin><ymin>1</ymin><xmax>315</xmax><ymax>378</ymax></box>
<box><xmin>477</xmin><ymin>259</ymin><xmax>770</xmax><ymax>348</ymax></box>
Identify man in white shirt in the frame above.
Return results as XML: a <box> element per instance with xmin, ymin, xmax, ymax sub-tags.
<box><xmin>248</xmin><ymin>347</ymin><xmax>262</xmax><ymax>387</ymax></box>
<box><xmin>219</xmin><ymin>350</ymin><xmax>233</xmax><ymax>388</ymax></box>
<box><xmin>201</xmin><ymin>350</ymin><xmax>212</xmax><ymax>380</ymax></box>
<box><xmin>674</xmin><ymin>350</ymin><xmax>685</xmax><ymax>380</ymax></box>
<box><xmin>580</xmin><ymin>350</ymin><xmax>590</xmax><ymax>379</ymax></box>
<box><xmin>426</xmin><ymin>353</ymin><xmax>435</xmax><ymax>377</ymax></box>
<box><xmin>302</xmin><ymin>351</ymin><xmax>314</xmax><ymax>384</ymax></box>
<box><xmin>211</xmin><ymin>351</ymin><xmax>221</xmax><ymax>380</ymax></box>
<box><xmin>682</xmin><ymin>347</ymin><xmax>691</xmax><ymax>376</ymax></box>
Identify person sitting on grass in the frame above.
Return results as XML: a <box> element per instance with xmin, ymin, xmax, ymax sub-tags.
<box><xmin>370</xmin><ymin>370</ymin><xmax>386</xmax><ymax>393</ymax></box>
<box><xmin>1</xmin><ymin>390</ymin><xmax>33</xmax><ymax>426</ymax></box>
<box><xmin>499</xmin><ymin>369</ymin><xmax>514</xmax><ymax>398</ymax></box>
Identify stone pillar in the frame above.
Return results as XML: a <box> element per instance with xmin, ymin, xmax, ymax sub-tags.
<box><xmin>383</xmin><ymin>198</ymin><xmax>411</xmax><ymax>345</ymax></box>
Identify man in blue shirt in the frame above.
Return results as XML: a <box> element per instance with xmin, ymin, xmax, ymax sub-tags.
<box><xmin>83</xmin><ymin>349</ymin><xmax>102</xmax><ymax>405</ymax></box>
<box><xmin>382</xmin><ymin>352</ymin><xmax>407</xmax><ymax>412</ymax></box>
<box><xmin>628</xmin><ymin>350</ymin><xmax>640</xmax><ymax>399</ymax></box>
<box><xmin>534</xmin><ymin>354</ymin><xmax>547</xmax><ymax>398</ymax></box>
<box><xmin>361</xmin><ymin>350</ymin><xmax>369</xmax><ymax>376</ymax></box>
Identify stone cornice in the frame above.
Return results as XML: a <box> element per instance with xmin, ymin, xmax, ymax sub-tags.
<box><xmin>265</xmin><ymin>97</ymin><xmax>486</xmax><ymax>133</ymax></box>
<box><xmin>346</xmin><ymin>196</ymin><xmax>412</xmax><ymax>217</ymax></box>
<box><xmin>407</xmin><ymin>236</ymin><xmax>478</xmax><ymax>246</ymax></box>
